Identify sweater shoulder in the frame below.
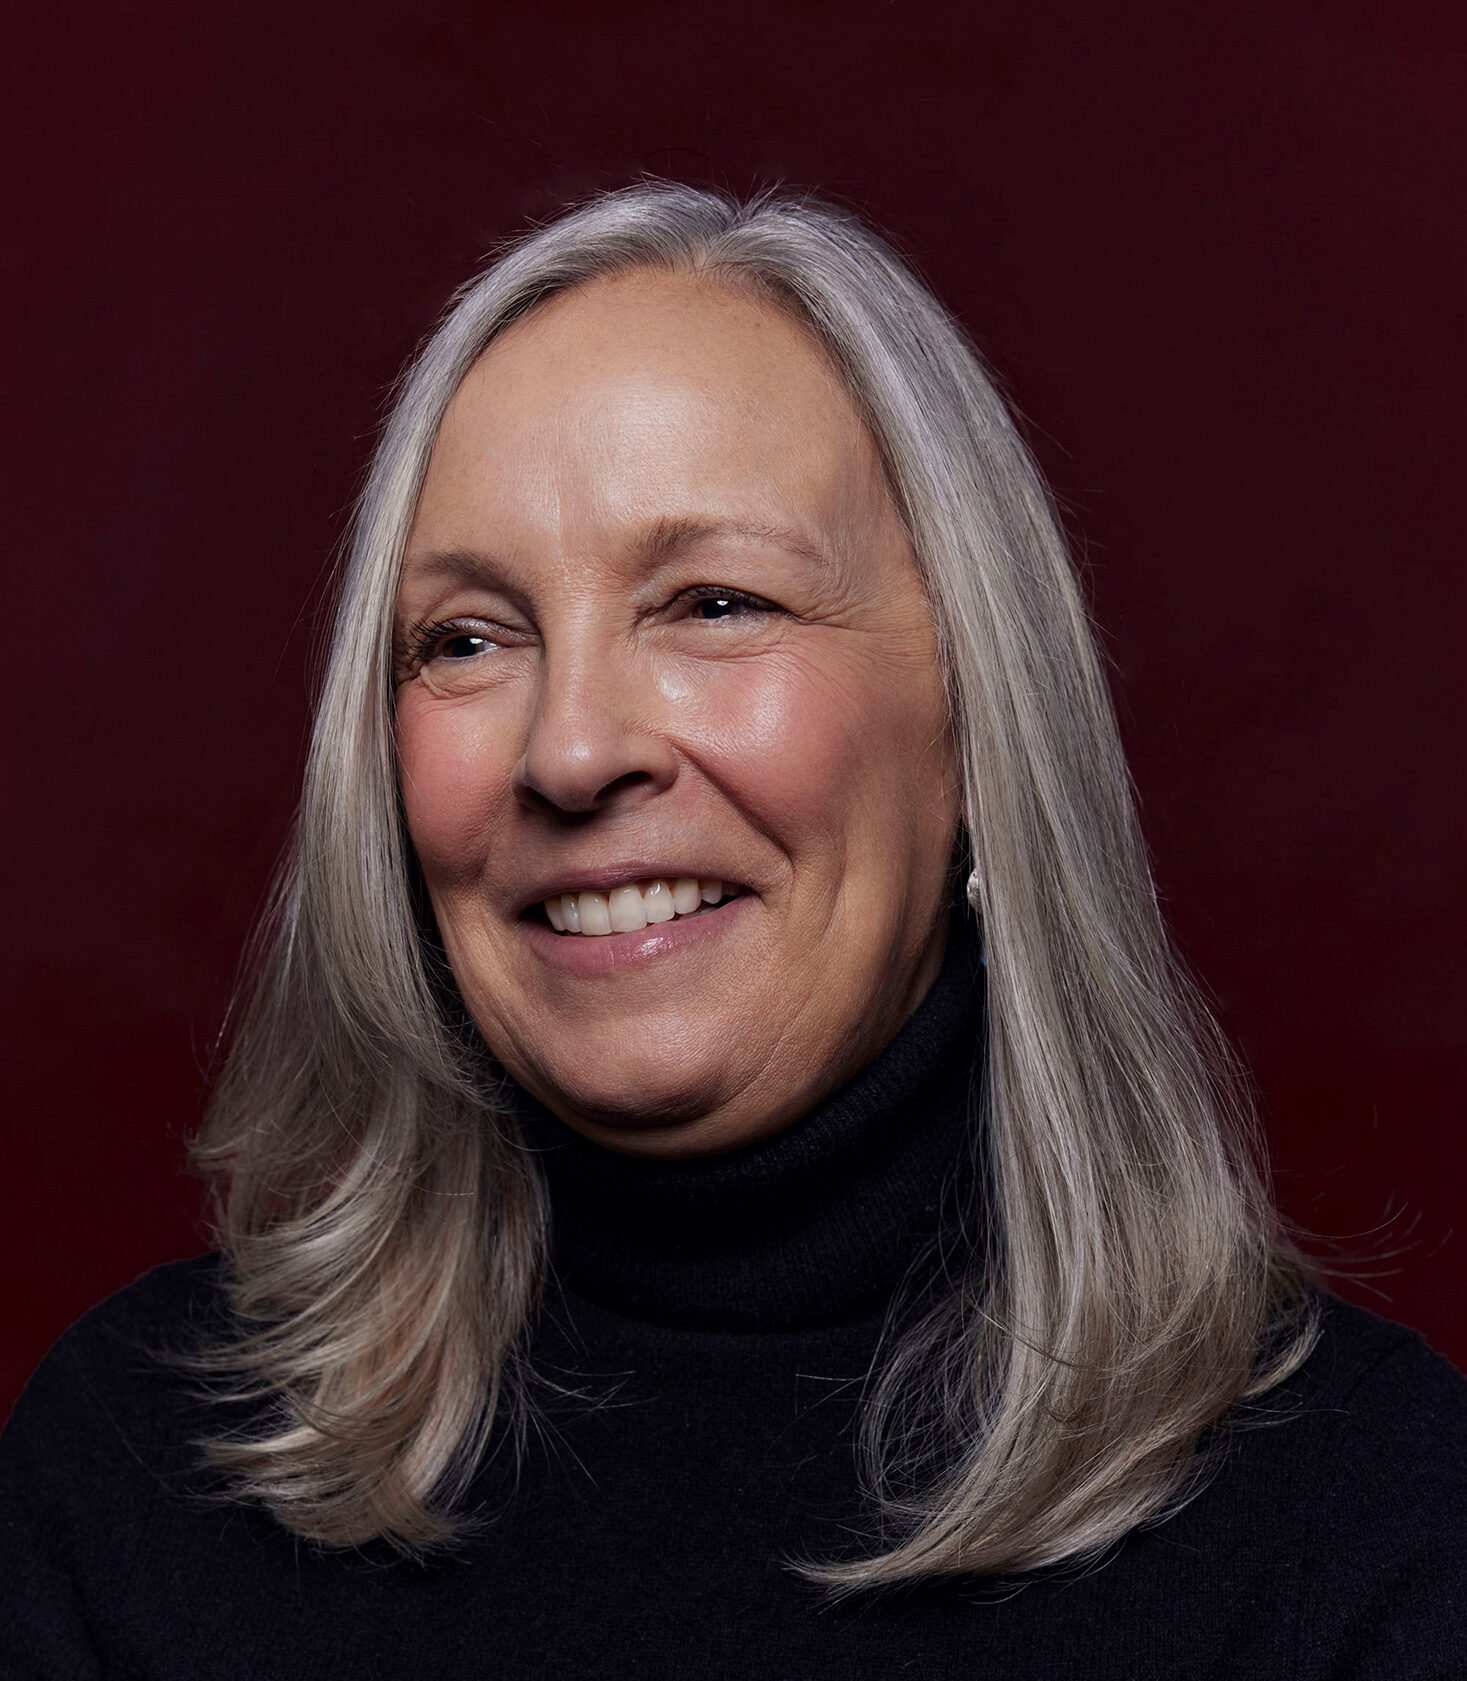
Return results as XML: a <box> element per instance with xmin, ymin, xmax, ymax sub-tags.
<box><xmin>1247</xmin><ymin>1290</ymin><xmax>1467</xmax><ymax>1678</ymax></box>
<box><xmin>24</xmin><ymin>1251</ymin><xmax>231</xmax><ymax>1371</ymax></box>
<box><xmin>52</xmin><ymin>1251</ymin><xmax>230</xmax><ymax>1347</ymax></box>
<box><xmin>0</xmin><ymin>1253</ymin><xmax>238</xmax><ymax>1658</ymax></box>
<box><xmin>3</xmin><ymin>1254</ymin><xmax>232</xmax><ymax>1472</ymax></box>
<box><xmin>1250</xmin><ymin>1287</ymin><xmax>1467</xmax><ymax>1503</ymax></box>
<box><xmin>1291</xmin><ymin>1286</ymin><xmax>1467</xmax><ymax>1422</ymax></box>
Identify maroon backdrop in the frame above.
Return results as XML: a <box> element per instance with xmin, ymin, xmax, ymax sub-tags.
<box><xmin>4</xmin><ymin>0</ymin><xmax>1464</xmax><ymax>1415</ymax></box>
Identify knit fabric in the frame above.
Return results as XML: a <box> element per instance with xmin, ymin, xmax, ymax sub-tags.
<box><xmin>3</xmin><ymin>903</ymin><xmax>1465</xmax><ymax>1678</ymax></box>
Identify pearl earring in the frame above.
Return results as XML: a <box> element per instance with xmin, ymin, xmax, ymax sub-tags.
<box><xmin>966</xmin><ymin>870</ymin><xmax>988</xmax><ymax>968</ymax></box>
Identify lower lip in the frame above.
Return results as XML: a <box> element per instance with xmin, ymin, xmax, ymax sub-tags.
<box><xmin>519</xmin><ymin>893</ymin><xmax>754</xmax><ymax>976</ymax></box>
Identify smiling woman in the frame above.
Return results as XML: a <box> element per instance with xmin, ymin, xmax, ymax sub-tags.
<box><xmin>3</xmin><ymin>182</ymin><xmax>1464</xmax><ymax>1679</ymax></box>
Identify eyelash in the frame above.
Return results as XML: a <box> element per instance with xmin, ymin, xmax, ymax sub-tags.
<box><xmin>404</xmin><ymin>620</ymin><xmax>491</xmax><ymax>668</ymax></box>
<box><xmin>404</xmin><ymin>587</ymin><xmax>778</xmax><ymax>668</ymax></box>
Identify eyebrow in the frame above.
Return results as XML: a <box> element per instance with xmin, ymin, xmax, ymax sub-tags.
<box><xmin>640</xmin><ymin>514</ymin><xmax>835</xmax><ymax>574</ymax></box>
<box><xmin>401</xmin><ymin>516</ymin><xmax>836</xmax><ymax>594</ymax></box>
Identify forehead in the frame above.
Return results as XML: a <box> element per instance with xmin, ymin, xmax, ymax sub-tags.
<box><xmin>409</xmin><ymin>267</ymin><xmax>891</xmax><ymax>556</ymax></box>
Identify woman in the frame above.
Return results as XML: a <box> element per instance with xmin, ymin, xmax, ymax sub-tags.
<box><xmin>3</xmin><ymin>181</ymin><xmax>1463</xmax><ymax>1677</ymax></box>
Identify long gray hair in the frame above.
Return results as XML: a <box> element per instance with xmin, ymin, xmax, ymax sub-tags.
<box><xmin>192</xmin><ymin>180</ymin><xmax>1318</xmax><ymax>1590</ymax></box>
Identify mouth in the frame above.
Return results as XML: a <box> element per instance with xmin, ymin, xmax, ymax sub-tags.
<box><xmin>525</xmin><ymin>878</ymin><xmax>749</xmax><ymax>937</ymax></box>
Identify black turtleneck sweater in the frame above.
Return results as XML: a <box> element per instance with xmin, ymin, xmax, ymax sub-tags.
<box><xmin>3</xmin><ymin>906</ymin><xmax>1466</xmax><ymax>1678</ymax></box>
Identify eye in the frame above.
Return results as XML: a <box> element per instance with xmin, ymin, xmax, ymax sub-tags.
<box><xmin>435</xmin><ymin>630</ymin><xmax>496</xmax><ymax>660</ymax></box>
<box><xmin>407</xmin><ymin>620</ymin><xmax>501</xmax><ymax>665</ymax></box>
<box><xmin>680</xmin><ymin>586</ymin><xmax>779</xmax><ymax>622</ymax></box>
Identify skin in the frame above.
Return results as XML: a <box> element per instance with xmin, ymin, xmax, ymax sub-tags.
<box><xmin>394</xmin><ymin>267</ymin><xmax>963</xmax><ymax>1158</ymax></box>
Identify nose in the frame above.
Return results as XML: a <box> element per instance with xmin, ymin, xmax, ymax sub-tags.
<box><xmin>510</xmin><ymin>630</ymin><xmax>679</xmax><ymax>818</ymax></box>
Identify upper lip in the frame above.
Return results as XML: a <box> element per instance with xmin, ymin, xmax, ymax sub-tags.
<box><xmin>515</xmin><ymin>861</ymin><xmax>750</xmax><ymax>916</ymax></box>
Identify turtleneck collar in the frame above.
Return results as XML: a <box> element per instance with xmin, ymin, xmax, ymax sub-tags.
<box><xmin>506</xmin><ymin>899</ymin><xmax>987</xmax><ymax>1332</ymax></box>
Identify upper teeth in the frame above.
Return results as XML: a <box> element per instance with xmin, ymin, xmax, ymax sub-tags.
<box><xmin>543</xmin><ymin>877</ymin><xmax>729</xmax><ymax>936</ymax></box>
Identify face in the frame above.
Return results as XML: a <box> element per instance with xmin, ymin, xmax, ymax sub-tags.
<box><xmin>394</xmin><ymin>268</ymin><xmax>962</xmax><ymax>1158</ymax></box>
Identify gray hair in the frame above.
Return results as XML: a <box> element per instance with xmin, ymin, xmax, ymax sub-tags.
<box><xmin>191</xmin><ymin>180</ymin><xmax>1318</xmax><ymax>1590</ymax></box>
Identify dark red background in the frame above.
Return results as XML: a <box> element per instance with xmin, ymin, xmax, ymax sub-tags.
<box><xmin>4</xmin><ymin>1</ymin><xmax>1464</xmax><ymax>1414</ymax></box>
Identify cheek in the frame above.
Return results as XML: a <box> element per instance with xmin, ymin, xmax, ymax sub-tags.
<box><xmin>395</xmin><ymin>694</ymin><xmax>510</xmax><ymax>884</ymax></box>
<box><xmin>703</xmin><ymin>648</ymin><xmax>944</xmax><ymax>858</ymax></box>
<box><xmin>695</xmin><ymin>656</ymin><xmax>856</xmax><ymax>824</ymax></box>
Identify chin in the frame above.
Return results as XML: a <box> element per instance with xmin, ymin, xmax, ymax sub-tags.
<box><xmin>527</xmin><ymin>1055</ymin><xmax>735</xmax><ymax>1135</ymax></box>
